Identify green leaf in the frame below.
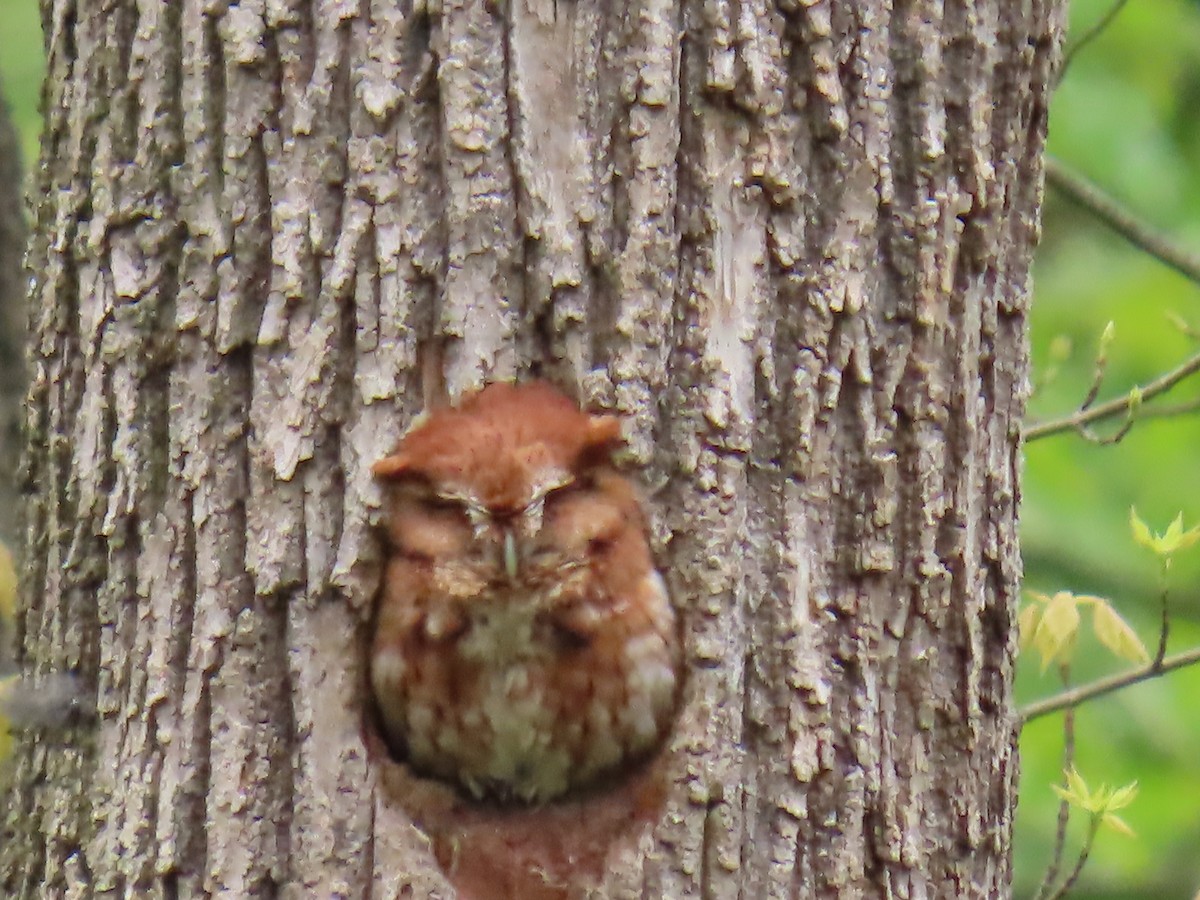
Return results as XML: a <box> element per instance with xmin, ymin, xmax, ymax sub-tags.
<box><xmin>1175</xmin><ymin>524</ymin><xmax>1200</xmax><ymax>553</ymax></box>
<box><xmin>1162</xmin><ymin>513</ymin><xmax>1185</xmax><ymax>553</ymax></box>
<box><xmin>1107</xmin><ymin>781</ymin><xmax>1139</xmax><ymax>811</ymax></box>
<box><xmin>0</xmin><ymin>675</ymin><xmax>14</xmax><ymax>768</ymax></box>
<box><xmin>1052</xmin><ymin>767</ymin><xmax>1089</xmax><ymax>808</ymax></box>
<box><xmin>1051</xmin><ymin>782</ymin><xmax>1074</xmax><ymax>805</ymax></box>
<box><xmin>1102</xmin><ymin>813</ymin><xmax>1135</xmax><ymax>837</ymax></box>
<box><xmin>0</xmin><ymin>544</ymin><xmax>14</xmax><ymax>624</ymax></box>
<box><xmin>1129</xmin><ymin>508</ymin><xmax>1200</xmax><ymax>558</ymax></box>
<box><xmin>1065</xmin><ymin>766</ymin><xmax>1089</xmax><ymax>802</ymax></box>
<box><xmin>1054</xmin><ymin>768</ymin><xmax>1140</xmax><ymax>831</ymax></box>
<box><xmin>1034</xmin><ymin>592</ymin><xmax>1081</xmax><ymax>672</ymax></box>
<box><xmin>1091</xmin><ymin>600</ymin><xmax>1150</xmax><ymax>665</ymax></box>
<box><xmin>1130</xmin><ymin>507</ymin><xmax>1154</xmax><ymax>551</ymax></box>
<box><xmin>1165</xmin><ymin>310</ymin><xmax>1190</xmax><ymax>334</ymax></box>
<box><xmin>1018</xmin><ymin>603</ymin><xmax>1042</xmax><ymax>653</ymax></box>
<box><xmin>1097</xmin><ymin>321</ymin><xmax>1115</xmax><ymax>362</ymax></box>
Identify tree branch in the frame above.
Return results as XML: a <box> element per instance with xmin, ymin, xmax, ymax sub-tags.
<box><xmin>1024</xmin><ymin>348</ymin><xmax>1200</xmax><ymax>442</ymax></box>
<box><xmin>1034</xmin><ymin>666</ymin><xmax>1076</xmax><ymax>900</ymax></box>
<box><xmin>1020</xmin><ymin>645</ymin><xmax>1200</xmax><ymax>725</ymax></box>
<box><xmin>1056</xmin><ymin>0</ymin><xmax>1133</xmax><ymax>85</ymax></box>
<box><xmin>1045</xmin><ymin>157</ymin><xmax>1200</xmax><ymax>287</ymax></box>
<box><xmin>1044</xmin><ymin>816</ymin><xmax>1102</xmax><ymax>900</ymax></box>
<box><xmin>1135</xmin><ymin>397</ymin><xmax>1200</xmax><ymax>420</ymax></box>
<box><xmin>1154</xmin><ymin>566</ymin><xmax>1170</xmax><ymax>668</ymax></box>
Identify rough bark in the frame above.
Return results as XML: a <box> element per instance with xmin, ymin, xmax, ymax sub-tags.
<box><xmin>0</xmin><ymin>77</ymin><xmax>26</xmax><ymax>545</ymax></box>
<box><xmin>2</xmin><ymin>0</ymin><xmax>1063</xmax><ymax>898</ymax></box>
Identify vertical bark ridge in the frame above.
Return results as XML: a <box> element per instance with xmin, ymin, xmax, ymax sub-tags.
<box><xmin>436</xmin><ymin>0</ymin><xmax>521</xmax><ymax>389</ymax></box>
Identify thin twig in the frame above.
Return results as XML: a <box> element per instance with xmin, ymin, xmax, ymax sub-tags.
<box><xmin>1046</xmin><ymin>157</ymin><xmax>1200</xmax><ymax>287</ymax></box>
<box><xmin>1034</xmin><ymin>666</ymin><xmax>1077</xmax><ymax>900</ymax></box>
<box><xmin>1166</xmin><ymin>310</ymin><xmax>1200</xmax><ymax>340</ymax></box>
<box><xmin>1021</xmin><ymin>645</ymin><xmax>1200</xmax><ymax>724</ymax></box>
<box><xmin>1078</xmin><ymin>327</ymin><xmax>1113</xmax><ymax>411</ymax></box>
<box><xmin>1045</xmin><ymin>816</ymin><xmax>1102</xmax><ymax>900</ymax></box>
<box><xmin>1076</xmin><ymin>416</ymin><xmax>1134</xmax><ymax>446</ymax></box>
<box><xmin>1056</xmin><ymin>0</ymin><xmax>1133</xmax><ymax>85</ymax></box>
<box><xmin>1154</xmin><ymin>562</ymin><xmax>1170</xmax><ymax>667</ymax></box>
<box><xmin>1024</xmin><ymin>349</ymin><xmax>1200</xmax><ymax>442</ymax></box>
<box><xmin>1133</xmin><ymin>397</ymin><xmax>1200</xmax><ymax>420</ymax></box>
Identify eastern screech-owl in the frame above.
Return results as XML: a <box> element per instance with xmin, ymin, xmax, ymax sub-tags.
<box><xmin>370</xmin><ymin>381</ymin><xmax>680</xmax><ymax>803</ymax></box>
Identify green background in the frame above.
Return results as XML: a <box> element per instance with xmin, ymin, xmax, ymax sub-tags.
<box><xmin>1020</xmin><ymin>1</ymin><xmax>1200</xmax><ymax>897</ymax></box>
<box><xmin>3</xmin><ymin>0</ymin><xmax>1199</xmax><ymax>895</ymax></box>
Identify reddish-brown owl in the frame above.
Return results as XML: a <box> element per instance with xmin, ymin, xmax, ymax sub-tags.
<box><xmin>370</xmin><ymin>381</ymin><xmax>679</xmax><ymax>803</ymax></box>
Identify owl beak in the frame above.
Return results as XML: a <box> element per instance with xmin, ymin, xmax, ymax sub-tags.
<box><xmin>503</xmin><ymin>529</ymin><xmax>520</xmax><ymax>579</ymax></box>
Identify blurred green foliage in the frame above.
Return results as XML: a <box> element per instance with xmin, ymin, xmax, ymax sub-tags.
<box><xmin>2</xmin><ymin>0</ymin><xmax>1200</xmax><ymax>896</ymax></box>
<box><xmin>1021</xmin><ymin>0</ymin><xmax>1200</xmax><ymax>896</ymax></box>
<box><xmin>0</xmin><ymin>0</ymin><xmax>42</xmax><ymax>164</ymax></box>
<box><xmin>0</xmin><ymin>542</ymin><xmax>12</xmax><ymax>767</ymax></box>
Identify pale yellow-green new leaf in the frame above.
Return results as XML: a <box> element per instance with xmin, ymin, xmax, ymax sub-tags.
<box><xmin>1065</xmin><ymin>766</ymin><xmax>1089</xmax><ymax>802</ymax></box>
<box><xmin>0</xmin><ymin>674</ymin><xmax>14</xmax><ymax>767</ymax></box>
<box><xmin>1098</xmin><ymin>780</ymin><xmax>1139</xmax><ymax>837</ymax></box>
<box><xmin>1166</xmin><ymin>310</ymin><xmax>1192</xmax><ymax>335</ymax></box>
<box><xmin>1018</xmin><ymin>601</ymin><xmax>1044</xmax><ymax>654</ymax></box>
<box><xmin>1051</xmin><ymin>766</ymin><xmax>1089</xmax><ymax>808</ymax></box>
<box><xmin>1178</xmin><ymin>526</ymin><xmax>1200</xmax><ymax>553</ymax></box>
<box><xmin>1129</xmin><ymin>508</ymin><xmax>1200</xmax><ymax>557</ymax></box>
<box><xmin>1166</xmin><ymin>515</ymin><xmax>1200</xmax><ymax>553</ymax></box>
<box><xmin>1162</xmin><ymin>513</ymin><xmax>1185</xmax><ymax>553</ymax></box>
<box><xmin>0</xmin><ymin>543</ymin><xmax>13</xmax><ymax>680</ymax></box>
<box><xmin>1106</xmin><ymin>781</ymin><xmax>1139</xmax><ymax>811</ymax></box>
<box><xmin>1048</xmin><ymin>334</ymin><xmax>1072</xmax><ymax>362</ymax></box>
<box><xmin>0</xmin><ymin>543</ymin><xmax>14</xmax><ymax>623</ymax></box>
<box><xmin>1034</xmin><ymin>591</ymin><xmax>1081</xmax><ymax>673</ymax></box>
<box><xmin>1091</xmin><ymin>600</ymin><xmax>1150</xmax><ymax>665</ymax></box>
<box><xmin>1052</xmin><ymin>769</ymin><xmax>1139</xmax><ymax>815</ymax></box>
<box><xmin>1102</xmin><ymin>813</ymin><xmax>1135</xmax><ymax>837</ymax></box>
<box><xmin>1129</xmin><ymin>507</ymin><xmax>1155</xmax><ymax>552</ymax></box>
<box><xmin>1096</xmin><ymin>321</ymin><xmax>1115</xmax><ymax>365</ymax></box>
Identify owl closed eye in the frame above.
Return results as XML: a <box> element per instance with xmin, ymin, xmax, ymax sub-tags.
<box><xmin>369</xmin><ymin>381</ymin><xmax>680</xmax><ymax>803</ymax></box>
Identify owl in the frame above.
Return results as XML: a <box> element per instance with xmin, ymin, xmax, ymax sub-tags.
<box><xmin>370</xmin><ymin>381</ymin><xmax>680</xmax><ymax>803</ymax></box>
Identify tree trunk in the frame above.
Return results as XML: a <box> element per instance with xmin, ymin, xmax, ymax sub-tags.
<box><xmin>0</xmin><ymin>76</ymin><xmax>26</xmax><ymax>546</ymax></box>
<box><xmin>2</xmin><ymin>0</ymin><xmax>1062</xmax><ymax>897</ymax></box>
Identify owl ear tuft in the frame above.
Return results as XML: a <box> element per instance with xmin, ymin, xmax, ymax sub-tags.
<box><xmin>577</xmin><ymin>415</ymin><xmax>624</xmax><ymax>468</ymax></box>
<box><xmin>372</xmin><ymin>452</ymin><xmax>412</xmax><ymax>480</ymax></box>
<box><xmin>583</xmin><ymin>415</ymin><xmax>623</xmax><ymax>450</ymax></box>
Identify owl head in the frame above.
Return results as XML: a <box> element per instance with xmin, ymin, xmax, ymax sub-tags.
<box><xmin>372</xmin><ymin>381</ymin><xmax>625</xmax><ymax>578</ymax></box>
